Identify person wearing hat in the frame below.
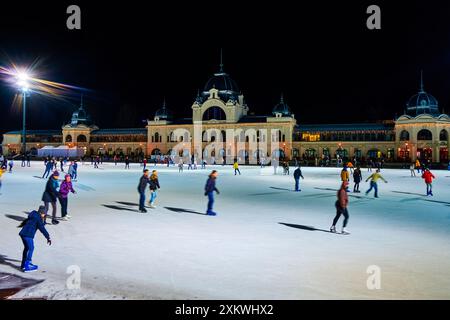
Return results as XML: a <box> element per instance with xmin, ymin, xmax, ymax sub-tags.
<box><xmin>58</xmin><ymin>174</ymin><xmax>76</xmax><ymax>220</ymax></box>
<box><xmin>330</xmin><ymin>181</ymin><xmax>350</xmax><ymax>234</ymax></box>
<box><xmin>42</xmin><ymin>171</ymin><xmax>60</xmax><ymax>225</ymax></box>
<box><xmin>18</xmin><ymin>206</ymin><xmax>52</xmax><ymax>272</ymax></box>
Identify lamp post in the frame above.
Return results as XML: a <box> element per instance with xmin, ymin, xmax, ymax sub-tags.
<box><xmin>16</xmin><ymin>72</ymin><xmax>30</xmax><ymax>155</ymax></box>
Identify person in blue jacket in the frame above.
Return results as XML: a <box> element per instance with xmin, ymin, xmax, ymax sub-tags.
<box><xmin>42</xmin><ymin>160</ymin><xmax>54</xmax><ymax>179</ymax></box>
<box><xmin>293</xmin><ymin>166</ymin><xmax>305</xmax><ymax>192</ymax></box>
<box><xmin>18</xmin><ymin>206</ymin><xmax>52</xmax><ymax>272</ymax></box>
<box><xmin>204</xmin><ymin>170</ymin><xmax>220</xmax><ymax>216</ymax></box>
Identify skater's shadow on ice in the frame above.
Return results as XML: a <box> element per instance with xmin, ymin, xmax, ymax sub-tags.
<box><xmin>5</xmin><ymin>215</ymin><xmax>26</xmax><ymax>222</ymax></box>
<box><xmin>164</xmin><ymin>207</ymin><xmax>205</xmax><ymax>215</ymax></box>
<box><xmin>392</xmin><ymin>191</ymin><xmax>427</xmax><ymax>197</ymax></box>
<box><xmin>33</xmin><ymin>176</ymin><xmax>44</xmax><ymax>179</ymax></box>
<box><xmin>314</xmin><ymin>187</ymin><xmax>338</xmax><ymax>192</ymax></box>
<box><xmin>0</xmin><ymin>271</ymin><xmax>45</xmax><ymax>299</ymax></box>
<box><xmin>269</xmin><ymin>187</ymin><xmax>294</xmax><ymax>192</ymax></box>
<box><xmin>0</xmin><ymin>254</ymin><xmax>22</xmax><ymax>271</ymax></box>
<box><xmin>279</xmin><ymin>222</ymin><xmax>332</xmax><ymax>233</ymax></box>
<box><xmin>75</xmin><ymin>184</ymin><xmax>95</xmax><ymax>191</ymax></box>
<box><xmin>116</xmin><ymin>201</ymin><xmax>139</xmax><ymax>207</ymax></box>
<box><xmin>102</xmin><ymin>204</ymin><xmax>140</xmax><ymax>212</ymax></box>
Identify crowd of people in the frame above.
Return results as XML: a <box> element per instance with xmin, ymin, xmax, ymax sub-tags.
<box><xmin>0</xmin><ymin>150</ymin><xmax>444</xmax><ymax>273</ymax></box>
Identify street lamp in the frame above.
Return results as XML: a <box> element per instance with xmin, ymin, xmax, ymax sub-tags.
<box><xmin>16</xmin><ymin>71</ymin><xmax>31</xmax><ymax>155</ymax></box>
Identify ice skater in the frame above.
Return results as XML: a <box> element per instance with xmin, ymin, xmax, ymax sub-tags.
<box><xmin>58</xmin><ymin>174</ymin><xmax>76</xmax><ymax>220</ymax></box>
<box><xmin>340</xmin><ymin>166</ymin><xmax>350</xmax><ymax>192</ymax></box>
<box><xmin>26</xmin><ymin>154</ymin><xmax>31</xmax><ymax>167</ymax></box>
<box><xmin>148</xmin><ymin>170</ymin><xmax>160</xmax><ymax>208</ymax></box>
<box><xmin>42</xmin><ymin>160</ymin><xmax>54</xmax><ymax>179</ymax></box>
<box><xmin>21</xmin><ymin>154</ymin><xmax>26</xmax><ymax>167</ymax></box>
<box><xmin>18</xmin><ymin>206</ymin><xmax>52</xmax><ymax>272</ymax></box>
<box><xmin>421</xmin><ymin>168</ymin><xmax>436</xmax><ymax>196</ymax></box>
<box><xmin>0</xmin><ymin>166</ymin><xmax>5</xmax><ymax>195</ymax></box>
<box><xmin>137</xmin><ymin>169</ymin><xmax>150</xmax><ymax>213</ymax></box>
<box><xmin>205</xmin><ymin>170</ymin><xmax>219</xmax><ymax>216</ymax></box>
<box><xmin>233</xmin><ymin>160</ymin><xmax>241</xmax><ymax>175</ymax></box>
<box><xmin>178</xmin><ymin>159</ymin><xmax>184</xmax><ymax>172</ymax></box>
<box><xmin>330</xmin><ymin>181</ymin><xmax>350</xmax><ymax>235</ymax></box>
<box><xmin>125</xmin><ymin>156</ymin><xmax>130</xmax><ymax>169</ymax></box>
<box><xmin>42</xmin><ymin>171</ymin><xmax>60</xmax><ymax>225</ymax></box>
<box><xmin>353</xmin><ymin>165</ymin><xmax>362</xmax><ymax>193</ymax></box>
<box><xmin>293</xmin><ymin>165</ymin><xmax>304</xmax><ymax>192</ymax></box>
<box><xmin>8</xmin><ymin>158</ymin><xmax>14</xmax><ymax>173</ymax></box>
<box><xmin>365</xmin><ymin>169</ymin><xmax>388</xmax><ymax>198</ymax></box>
<box><xmin>409</xmin><ymin>163</ymin><xmax>416</xmax><ymax>177</ymax></box>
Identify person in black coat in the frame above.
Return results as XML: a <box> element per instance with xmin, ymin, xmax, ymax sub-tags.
<box><xmin>205</xmin><ymin>170</ymin><xmax>219</xmax><ymax>216</ymax></box>
<box><xmin>137</xmin><ymin>169</ymin><xmax>150</xmax><ymax>212</ymax></box>
<box><xmin>293</xmin><ymin>166</ymin><xmax>305</xmax><ymax>192</ymax></box>
<box><xmin>42</xmin><ymin>171</ymin><xmax>60</xmax><ymax>225</ymax></box>
<box><xmin>18</xmin><ymin>206</ymin><xmax>52</xmax><ymax>272</ymax></box>
<box><xmin>353</xmin><ymin>166</ymin><xmax>363</xmax><ymax>193</ymax></box>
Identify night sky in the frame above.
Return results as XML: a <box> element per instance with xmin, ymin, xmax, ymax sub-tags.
<box><xmin>1</xmin><ymin>1</ymin><xmax>450</xmax><ymax>139</ymax></box>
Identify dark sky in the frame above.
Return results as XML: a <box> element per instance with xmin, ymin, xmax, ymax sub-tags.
<box><xmin>1</xmin><ymin>0</ymin><xmax>450</xmax><ymax>138</ymax></box>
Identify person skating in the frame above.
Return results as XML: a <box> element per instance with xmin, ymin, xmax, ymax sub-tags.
<box><xmin>330</xmin><ymin>181</ymin><xmax>350</xmax><ymax>235</ymax></box>
<box><xmin>18</xmin><ymin>206</ymin><xmax>52</xmax><ymax>272</ymax></box>
<box><xmin>415</xmin><ymin>159</ymin><xmax>421</xmax><ymax>174</ymax></box>
<box><xmin>340</xmin><ymin>166</ymin><xmax>350</xmax><ymax>192</ymax></box>
<box><xmin>367</xmin><ymin>159</ymin><xmax>373</xmax><ymax>172</ymax></box>
<box><xmin>148</xmin><ymin>170</ymin><xmax>160</xmax><ymax>208</ymax></box>
<box><xmin>233</xmin><ymin>160</ymin><xmax>241</xmax><ymax>175</ymax></box>
<box><xmin>125</xmin><ymin>156</ymin><xmax>130</xmax><ymax>169</ymax></box>
<box><xmin>353</xmin><ymin>166</ymin><xmax>362</xmax><ymax>193</ymax></box>
<box><xmin>58</xmin><ymin>174</ymin><xmax>76</xmax><ymax>220</ymax></box>
<box><xmin>409</xmin><ymin>163</ymin><xmax>416</xmax><ymax>177</ymax></box>
<box><xmin>137</xmin><ymin>169</ymin><xmax>150</xmax><ymax>213</ymax></box>
<box><xmin>42</xmin><ymin>171</ymin><xmax>60</xmax><ymax>225</ymax></box>
<box><xmin>8</xmin><ymin>159</ymin><xmax>14</xmax><ymax>173</ymax></box>
<box><xmin>0</xmin><ymin>166</ymin><xmax>5</xmax><ymax>195</ymax></box>
<box><xmin>365</xmin><ymin>169</ymin><xmax>388</xmax><ymax>198</ymax></box>
<box><xmin>178</xmin><ymin>159</ymin><xmax>184</xmax><ymax>172</ymax></box>
<box><xmin>205</xmin><ymin>170</ymin><xmax>219</xmax><ymax>216</ymax></box>
<box><xmin>59</xmin><ymin>158</ymin><xmax>64</xmax><ymax>172</ymax></box>
<box><xmin>21</xmin><ymin>154</ymin><xmax>26</xmax><ymax>167</ymax></box>
<box><xmin>293</xmin><ymin>165</ymin><xmax>304</xmax><ymax>192</ymax></box>
<box><xmin>42</xmin><ymin>160</ymin><xmax>53</xmax><ymax>179</ymax></box>
<box><xmin>421</xmin><ymin>168</ymin><xmax>436</xmax><ymax>196</ymax></box>
<box><xmin>26</xmin><ymin>154</ymin><xmax>31</xmax><ymax>167</ymax></box>
<box><xmin>143</xmin><ymin>158</ymin><xmax>147</xmax><ymax>170</ymax></box>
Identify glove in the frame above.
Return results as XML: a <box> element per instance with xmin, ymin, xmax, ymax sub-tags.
<box><xmin>47</xmin><ymin>239</ymin><xmax>52</xmax><ymax>246</ymax></box>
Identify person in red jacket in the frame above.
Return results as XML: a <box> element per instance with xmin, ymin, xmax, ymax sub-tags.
<box><xmin>330</xmin><ymin>181</ymin><xmax>350</xmax><ymax>235</ymax></box>
<box><xmin>421</xmin><ymin>169</ymin><xmax>436</xmax><ymax>196</ymax></box>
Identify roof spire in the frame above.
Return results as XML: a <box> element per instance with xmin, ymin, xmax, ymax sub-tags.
<box><xmin>80</xmin><ymin>94</ymin><xmax>84</xmax><ymax>109</ymax></box>
<box><xmin>219</xmin><ymin>48</ymin><xmax>223</xmax><ymax>72</ymax></box>
<box><xmin>162</xmin><ymin>96</ymin><xmax>166</xmax><ymax>108</ymax></box>
<box><xmin>420</xmin><ymin>70</ymin><xmax>424</xmax><ymax>92</ymax></box>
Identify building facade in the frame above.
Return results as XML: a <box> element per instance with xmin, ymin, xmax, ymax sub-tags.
<box><xmin>2</xmin><ymin>66</ymin><xmax>450</xmax><ymax>164</ymax></box>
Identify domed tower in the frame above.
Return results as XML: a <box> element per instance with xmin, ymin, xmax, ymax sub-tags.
<box><xmin>62</xmin><ymin>95</ymin><xmax>98</xmax><ymax>146</ymax></box>
<box><xmin>192</xmin><ymin>50</ymin><xmax>248</xmax><ymax>123</ymax></box>
<box><xmin>405</xmin><ymin>72</ymin><xmax>440</xmax><ymax>117</ymax></box>
<box><xmin>272</xmin><ymin>94</ymin><xmax>291</xmax><ymax>117</ymax></box>
<box><xmin>154</xmin><ymin>98</ymin><xmax>173</xmax><ymax>121</ymax></box>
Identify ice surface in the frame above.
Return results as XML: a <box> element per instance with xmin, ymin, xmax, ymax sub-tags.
<box><xmin>0</xmin><ymin>161</ymin><xmax>449</xmax><ymax>299</ymax></box>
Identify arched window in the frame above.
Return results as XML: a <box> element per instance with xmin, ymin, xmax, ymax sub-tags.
<box><xmin>399</xmin><ymin>130</ymin><xmax>410</xmax><ymax>141</ymax></box>
<box><xmin>417</xmin><ymin>129</ymin><xmax>432</xmax><ymax>141</ymax></box>
<box><xmin>77</xmin><ymin>134</ymin><xmax>87</xmax><ymax>142</ymax></box>
<box><xmin>440</xmin><ymin>129</ymin><xmax>448</xmax><ymax>141</ymax></box>
<box><xmin>65</xmin><ymin>135</ymin><xmax>72</xmax><ymax>142</ymax></box>
<box><xmin>203</xmin><ymin>106</ymin><xmax>226</xmax><ymax>121</ymax></box>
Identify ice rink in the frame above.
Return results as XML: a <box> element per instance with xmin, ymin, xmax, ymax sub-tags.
<box><xmin>1</xmin><ymin>161</ymin><xmax>449</xmax><ymax>299</ymax></box>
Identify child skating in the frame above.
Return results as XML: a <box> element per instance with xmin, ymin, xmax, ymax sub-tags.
<box><xmin>421</xmin><ymin>168</ymin><xmax>436</xmax><ymax>196</ymax></box>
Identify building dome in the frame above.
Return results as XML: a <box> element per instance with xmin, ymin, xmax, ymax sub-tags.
<box><xmin>272</xmin><ymin>94</ymin><xmax>291</xmax><ymax>116</ymax></box>
<box><xmin>154</xmin><ymin>99</ymin><xmax>173</xmax><ymax>120</ymax></box>
<box><xmin>405</xmin><ymin>73</ymin><xmax>440</xmax><ymax>117</ymax></box>
<box><xmin>69</xmin><ymin>97</ymin><xmax>93</xmax><ymax>126</ymax></box>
